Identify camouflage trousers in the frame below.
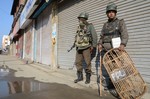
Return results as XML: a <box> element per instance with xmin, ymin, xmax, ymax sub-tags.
<box><xmin>75</xmin><ymin>47</ymin><xmax>91</xmax><ymax>73</ymax></box>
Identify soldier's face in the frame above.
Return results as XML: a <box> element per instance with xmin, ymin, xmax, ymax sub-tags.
<box><xmin>78</xmin><ymin>18</ymin><xmax>87</xmax><ymax>28</ymax></box>
<box><xmin>107</xmin><ymin>11</ymin><xmax>116</xmax><ymax>19</ymax></box>
<box><xmin>78</xmin><ymin>18</ymin><xmax>87</xmax><ymax>24</ymax></box>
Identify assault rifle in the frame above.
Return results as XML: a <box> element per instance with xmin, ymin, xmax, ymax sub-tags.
<box><xmin>67</xmin><ymin>43</ymin><xmax>75</xmax><ymax>52</ymax></box>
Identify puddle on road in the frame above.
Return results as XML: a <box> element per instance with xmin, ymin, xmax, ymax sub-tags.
<box><xmin>0</xmin><ymin>79</ymin><xmax>105</xmax><ymax>99</ymax></box>
<box><xmin>0</xmin><ymin>79</ymin><xmax>115</xmax><ymax>99</ymax></box>
<box><xmin>0</xmin><ymin>66</ymin><xmax>115</xmax><ymax>99</ymax></box>
<box><xmin>0</xmin><ymin>66</ymin><xmax>53</xmax><ymax>98</ymax></box>
<box><xmin>0</xmin><ymin>79</ymin><xmax>52</xmax><ymax>98</ymax></box>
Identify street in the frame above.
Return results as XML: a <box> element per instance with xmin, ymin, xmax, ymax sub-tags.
<box><xmin>0</xmin><ymin>0</ymin><xmax>150</xmax><ymax>99</ymax></box>
<box><xmin>0</xmin><ymin>55</ymin><xmax>116</xmax><ymax>99</ymax></box>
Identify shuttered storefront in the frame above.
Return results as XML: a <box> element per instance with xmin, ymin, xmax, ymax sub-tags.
<box><xmin>24</xmin><ymin>23</ymin><xmax>33</xmax><ymax>61</ymax></box>
<box><xmin>18</xmin><ymin>34</ymin><xmax>23</xmax><ymax>58</ymax></box>
<box><xmin>57</xmin><ymin>0</ymin><xmax>110</xmax><ymax>69</ymax></box>
<box><xmin>35</xmin><ymin>5</ymin><xmax>52</xmax><ymax>65</ymax></box>
<box><xmin>57</xmin><ymin>0</ymin><xmax>150</xmax><ymax>83</ymax></box>
<box><xmin>116</xmin><ymin>0</ymin><xmax>150</xmax><ymax>83</ymax></box>
<box><xmin>35</xmin><ymin>17</ymin><xmax>41</xmax><ymax>63</ymax></box>
<box><xmin>12</xmin><ymin>42</ymin><xmax>16</xmax><ymax>56</ymax></box>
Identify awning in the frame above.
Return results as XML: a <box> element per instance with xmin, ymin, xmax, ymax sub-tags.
<box><xmin>32</xmin><ymin>0</ymin><xmax>53</xmax><ymax>18</ymax></box>
<box><xmin>20</xmin><ymin>0</ymin><xmax>41</xmax><ymax>29</ymax></box>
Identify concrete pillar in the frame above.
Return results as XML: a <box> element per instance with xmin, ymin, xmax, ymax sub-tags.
<box><xmin>51</xmin><ymin>1</ymin><xmax>58</xmax><ymax>70</ymax></box>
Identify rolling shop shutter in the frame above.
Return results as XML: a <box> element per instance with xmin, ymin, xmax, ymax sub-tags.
<box><xmin>57</xmin><ymin>0</ymin><xmax>150</xmax><ymax>83</ymax></box>
<box><xmin>24</xmin><ymin>23</ymin><xmax>33</xmax><ymax>61</ymax></box>
<box><xmin>35</xmin><ymin>5</ymin><xmax>52</xmax><ymax>65</ymax></box>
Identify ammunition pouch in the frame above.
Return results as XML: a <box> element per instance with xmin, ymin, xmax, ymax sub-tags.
<box><xmin>75</xmin><ymin>30</ymin><xmax>91</xmax><ymax>48</ymax></box>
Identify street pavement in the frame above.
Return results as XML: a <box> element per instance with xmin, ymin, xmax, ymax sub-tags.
<box><xmin>0</xmin><ymin>55</ymin><xmax>149</xmax><ymax>99</ymax></box>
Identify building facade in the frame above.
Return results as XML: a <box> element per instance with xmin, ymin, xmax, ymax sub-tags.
<box><xmin>10</xmin><ymin>0</ymin><xmax>150</xmax><ymax>83</ymax></box>
<box><xmin>9</xmin><ymin>0</ymin><xmax>27</xmax><ymax>57</ymax></box>
<box><xmin>2</xmin><ymin>35</ymin><xmax>10</xmax><ymax>50</ymax></box>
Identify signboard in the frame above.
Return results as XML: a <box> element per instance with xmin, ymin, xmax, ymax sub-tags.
<box><xmin>20</xmin><ymin>0</ymin><xmax>38</xmax><ymax>29</ymax></box>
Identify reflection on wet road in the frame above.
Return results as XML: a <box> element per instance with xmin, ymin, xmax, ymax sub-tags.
<box><xmin>0</xmin><ymin>80</ymin><xmax>101</xmax><ymax>99</ymax></box>
<box><xmin>0</xmin><ymin>65</ymin><xmax>115</xmax><ymax>99</ymax></box>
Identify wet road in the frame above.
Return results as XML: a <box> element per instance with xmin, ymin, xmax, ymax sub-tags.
<box><xmin>0</xmin><ymin>82</ymin><xmax>111</xmax><ymax>99</ymax></box>
<box><xmin>0</xmin><ymin>55</ymin><xmax>117</xmax><ymax>99</ymax></box>
<box><xmin>0</xmin><ymin>67</ymin><xmax>117</xmax><ymax>99</ymax></box>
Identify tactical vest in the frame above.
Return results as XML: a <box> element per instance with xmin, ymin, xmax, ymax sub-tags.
<box><xmin>75</xmin><ymin>25</ymin><xmax>91</xmax><ymax>48</ymax></box>
<box><xmin>102</xmin><ymin>19</ymin><xmax>121</xmax><ymax>43</ymax></box>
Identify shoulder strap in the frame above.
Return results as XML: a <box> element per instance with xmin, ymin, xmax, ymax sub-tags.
<box><xmin>116</xmin><ymin>19</ymin><xmax>124</xmax><ymax>36</ymax></box>
<box><xmin>117</xmin><ymin>19</ymin><xmax>124</xmax><ymax>33</ymax></box>
<box><xmin>117</xmin><ymin>19</ymin><xmax>124</xmax><ymax>28</ymax></box>
<box><xmin>104</xmin><ymin>22</ymin><xmax>108</xmax><ymax>29</ymax></box>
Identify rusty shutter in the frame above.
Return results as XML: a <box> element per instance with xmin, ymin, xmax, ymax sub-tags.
<box><xmin>24</xmin><ymin>23</ymin><xmax>33</xmax><ymax>61</ymax></box>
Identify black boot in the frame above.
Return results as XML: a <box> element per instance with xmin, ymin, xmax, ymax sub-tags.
<box><xmin>74</xmin><ymin>71</ymin><xmax>83</xmax><ymax>83</ymax></box>
<box><xmin>85</xmin><ymin>73</ymin><xmax>91</xmax><ymax>84</ymax></box>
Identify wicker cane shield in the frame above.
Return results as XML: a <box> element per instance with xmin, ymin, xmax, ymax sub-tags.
<box><xmin>103</xmin><ymin>48</ymin><xmax>147</xmax><ymax>99</ymax></box>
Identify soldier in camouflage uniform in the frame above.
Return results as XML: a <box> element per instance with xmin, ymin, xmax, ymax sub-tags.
<box><xmin>98</xmin><ymin>2</ymin><xmax>129</xmax><ymax>89</ymax></box>
<box><xmin>74</xmin><ymin>12</ymin><xmax>97</xmax><ymax>84</ymax></box>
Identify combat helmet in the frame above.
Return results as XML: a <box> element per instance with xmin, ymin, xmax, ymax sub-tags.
<box><xmin>78</xmin><ymin>12</ymin><xmax>89</xmax><ymax>20</ymax></box>
<box><xmin>106</xmin><ymin>2</ymin><xmax>117</xmax><ymax>13</ymax></box>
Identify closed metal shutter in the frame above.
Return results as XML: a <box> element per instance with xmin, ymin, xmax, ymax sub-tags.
<box><xmin>35</xmin><ymin>5</ymin><xmax>52</xmax><ymax>65</ymax></box>
<box><xmin>58</xmin><ymin>0</ymin><xmax>78</xmax><ymax>69</ymax></box>
<box><xmin>24</xmin><ymin>23</ymin><xmax>33</xmax><ymax>61</ymax></box>
<box><xmin>41</xmin><ymin>5</ymin><xmax>52</xmax><ymax>65</ymax></box>
<box><xmin>35</xmin><ymin>17</ymin><xmax>42</xmax><ymax>63</ymax></box>
<box><xmin>115</xmin><ymin>0</ymin><xmax>150</xmax><ymax>83</ymax></box>
<box><xmin>58</xmin><ymin>0</ymin><xmax>150</xmax><ymax>83</ymax></box>
<box><xmin>57</xmin><ymin>0</ymin><xmax>108</xmax><ymax>69</ymax></box>
<box><xmin>13</xmin><ymin>42</ymin><xmax>16</xmax><ymax>56</ymax></box>
<box><xmin>18</xmin><ymin>35</ymin><xmax>23</xmax><ymax>58</ymax></box>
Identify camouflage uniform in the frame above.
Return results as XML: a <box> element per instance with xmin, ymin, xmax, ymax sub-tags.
<box><xmin>76</xmin><ymin>22</ymin><xmax>97</xmax><ymax>72</ymax></box>
<box><xmin>98</xmin><ymin>18</ymin><xmax>128</xmax><ymax>50</ymax></box>
<box><xmin>74</xmin><ymin>12</ymin><xmax>97</xmax><ymax>84</ymax></box>
<box><xmin>98</xmin><ymin>2</ymin><xmax>129</xmax><ymax>89</ymax></box>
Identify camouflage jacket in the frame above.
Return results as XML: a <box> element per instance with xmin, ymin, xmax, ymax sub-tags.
<box><xmin>98</xmin><ymin>18</ymin><xmax>129</xmax><ymax>50</ymax></box>
<box><xmin>76</xmin><ymin>23</ymin><xmax>97</xmax><ymax>50</ymax></box>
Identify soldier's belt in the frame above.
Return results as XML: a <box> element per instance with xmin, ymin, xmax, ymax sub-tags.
<box><xmin>103</xmin><ymin>32</ymin><xmax>115</xmax><ymax>36</ymax></box>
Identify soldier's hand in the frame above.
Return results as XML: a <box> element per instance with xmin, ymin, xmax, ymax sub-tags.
<box><xmin>118</xmin><ymin>44</ymin><xmax>125</xmax><ymax>51</ymax></box>
<box><xmin>98</xmin><ymin>44</ymin><xmax>102</xmax><ymax>52</ymax></box>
